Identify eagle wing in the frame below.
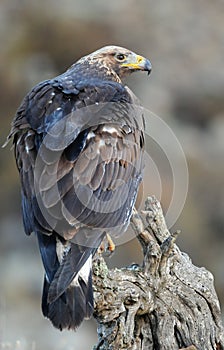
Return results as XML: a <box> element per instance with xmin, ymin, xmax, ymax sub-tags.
<box><xmin>12</xmin><ymin>77</ymin><xmax>144</xmax><ymax>239</ymax></box>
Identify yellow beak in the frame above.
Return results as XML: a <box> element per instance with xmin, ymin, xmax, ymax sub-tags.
<box><xmin>121</xmin><ymin>54</ymin><xmax>152</xmax><ymax>74</ymax></box>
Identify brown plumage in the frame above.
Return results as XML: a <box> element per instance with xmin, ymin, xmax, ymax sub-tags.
<box><xmin>7</xmin><ymin>46</ymin><xmax>151</xmax><ymax>330</ymax></box>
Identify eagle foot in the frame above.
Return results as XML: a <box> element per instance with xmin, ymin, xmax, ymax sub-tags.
<box><xmin>98</xmin><ymin>233</ymin><xmax>116</xmax><ymax>257</ymax></box>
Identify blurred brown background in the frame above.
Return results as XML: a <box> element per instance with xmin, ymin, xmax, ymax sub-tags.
<box><xmin>0</xmin><ymin>1</ymin><xmax>224</xmax><ymax>349</ymax></box>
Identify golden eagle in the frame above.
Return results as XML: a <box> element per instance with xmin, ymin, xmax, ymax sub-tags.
<box><xmin>7</xmin><ymin>46</ymin><xmax>151</xmax><ymax>330</ymax></box>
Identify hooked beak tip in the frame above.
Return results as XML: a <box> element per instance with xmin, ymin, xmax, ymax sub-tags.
<box><xmin>144</xmin><ymin>59</ymin><xmax>152</xmax><ymax>75</ymax></box>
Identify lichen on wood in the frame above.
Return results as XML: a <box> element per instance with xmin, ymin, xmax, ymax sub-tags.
<box><xmin>92</xmin><ymin>196</ymin><xmax>224</xmax><ymax>350</ymax></box>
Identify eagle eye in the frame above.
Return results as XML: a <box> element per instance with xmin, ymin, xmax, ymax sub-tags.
<box><xmin>115</xmin><ymin>53</ymin><xmax>126</xmax><ymax>62</ymax></box>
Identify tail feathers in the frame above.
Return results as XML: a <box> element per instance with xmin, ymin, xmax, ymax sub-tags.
<box><xmin>42</xmin><ymin>270</ymin><xmax>94</xmax><ymax>330</ymax></box>
<box><xmin>47</xmin><ymin>242</ymin><xmax>92</xmax><ymax>304</ymax></box>
<box><xmin>37</xmin><ymin>232</ymin><xmax>105</xmax><ymax>330</ymax></box>
<box><xmin>48</xmin><ymin>233</ymin><xmax>105</xmax><ymax>304</ymax></box>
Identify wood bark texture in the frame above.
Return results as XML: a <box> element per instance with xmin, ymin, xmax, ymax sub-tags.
<box><xmin>92</xmin><ymin>196</ymin><xmax>224</xmax><ymax>350</ymax></box>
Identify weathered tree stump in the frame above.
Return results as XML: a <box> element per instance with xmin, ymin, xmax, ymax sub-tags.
<box><xmin>92</xmin><ymin>196</ymin><xmax>224</xmax><ymax>350</ymax></box>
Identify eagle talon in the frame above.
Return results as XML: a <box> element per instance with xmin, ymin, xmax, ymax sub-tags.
<box><xmin>106</xmin><ymin>233</ymin><xmax>116</xmax><ymax>253</ymax></box>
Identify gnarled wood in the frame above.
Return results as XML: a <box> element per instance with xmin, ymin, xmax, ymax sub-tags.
<box><xmin>92</xmin><ymin>196</ymin><xmax>224</xmax><ymax>350</ymax></box>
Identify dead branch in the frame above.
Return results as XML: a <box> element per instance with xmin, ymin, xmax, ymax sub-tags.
<box><xmin>92</xmin><ymin>196</ymin><xmax>224</xmax><ymax>350</ymax></box>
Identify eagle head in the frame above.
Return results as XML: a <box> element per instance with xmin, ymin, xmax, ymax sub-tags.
<box><xmin>78</xmin><ymin>45</ymin><xmax>152</xmax><ymax>81</ymax></box>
